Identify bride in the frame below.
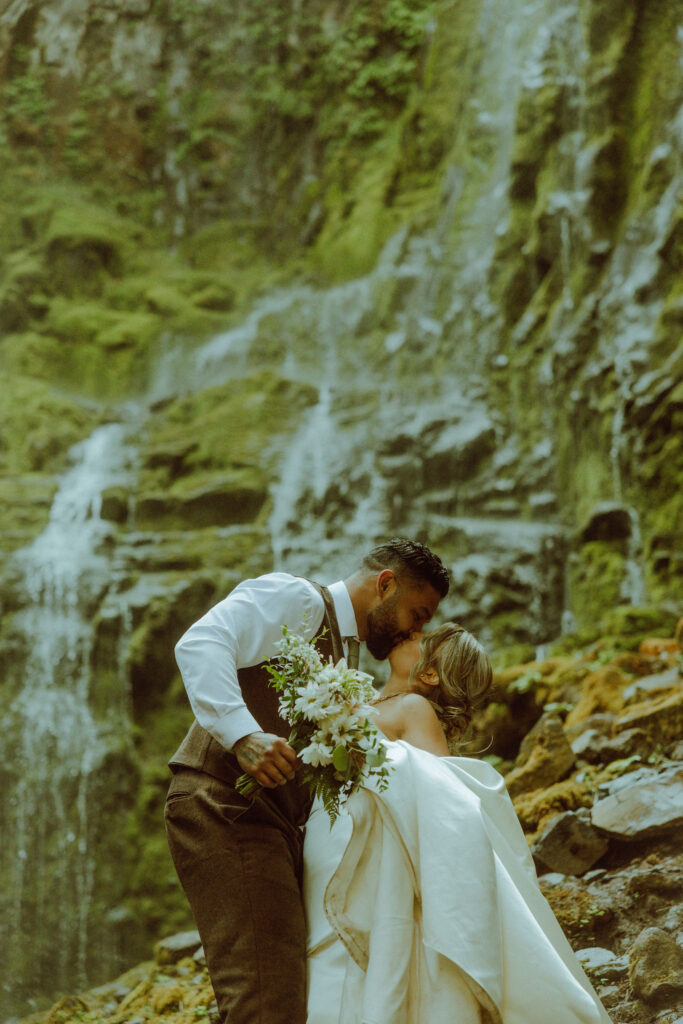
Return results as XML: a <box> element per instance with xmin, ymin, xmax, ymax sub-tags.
<box><xmin>304</xmin><ymin>625</ymin><xmax>612</xmax><ymax>1024</ymax></box>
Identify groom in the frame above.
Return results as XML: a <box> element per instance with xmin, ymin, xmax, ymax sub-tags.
<box><xmin>165</xmin><ymin>538</ymin><xmax>449</xmax><ymax>1024</ymax></box>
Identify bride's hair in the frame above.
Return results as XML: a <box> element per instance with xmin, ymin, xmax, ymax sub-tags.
<box><xmin>410</xmin><ymin>623</ymin><xmax>493</xmax><ymax>743</ymax></box>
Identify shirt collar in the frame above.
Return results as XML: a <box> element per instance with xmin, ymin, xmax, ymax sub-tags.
<box><xmin>326</xmin><ymin>580</ymin><xmax>359</xmax><ymax>639</ymax></box>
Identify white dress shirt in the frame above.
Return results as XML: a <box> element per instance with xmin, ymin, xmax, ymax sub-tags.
<box><xmin>174</xmin><ymin>573</ymin><xmax>359</xmax><ymax>751</ymax></box>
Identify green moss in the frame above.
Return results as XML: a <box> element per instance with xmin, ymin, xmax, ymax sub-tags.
<box><xmin>569</xmin><ymin>541</ymin><xmax>628</xmax><ymax>633</ymax></box>
<box><xmin>490</xmin><ymin>643</ymin><xmax>539</xmax><ymax>670</ymax></box>
<box><xmin>141</xmin><ymin>371</ymin><xmax>317</xmax><ymax>489</ymax></box>
<box><xmin>0</xmin><ymin>375</ymin><xmax>101</xmax><ymax>475</ymax></box>
<box><xmin>0</xmin><ymin>251</ymin><xmax>49</xmax><ymax>331</ymax></box>
<box><xmin>136</xmin><ymin>467</ymin><xmax>270</xmax><ymax>531</ymax></box>
<box><xmin>0</xmin><ymin>475</ymin><xmax>57</xmax><ymax>554</ymax></box>
<box><xmin>0</xmin><ymin>332</ymin><xmax>65</xmax><ymax>382</ymax></box>
<box><xmin>600</xmin><ymin>605</ymin><xmax>680</xmax><ymax>641</ymax></box>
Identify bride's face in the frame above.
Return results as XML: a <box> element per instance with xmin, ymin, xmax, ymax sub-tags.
<box><xmin>388</xmin><ymin>631</ymin><xmax>424</xmax><ymax>677</ymax></box>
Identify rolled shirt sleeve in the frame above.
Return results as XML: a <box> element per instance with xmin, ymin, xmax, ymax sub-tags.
<box><xmin>174</xmin><ymin>572</ymin><xmax>325</xmax><ymax>751</ymax></box>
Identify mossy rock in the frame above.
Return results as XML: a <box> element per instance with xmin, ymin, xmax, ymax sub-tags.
<box><xmin>44</xmin><ymin>202</ymin><xmax>144</xmax><ymax>292</ymax></box>
<box><xmin>0</xmin><ymin>251</ymin><xmax>50</xmax><ymax>332</ymax></box>
<box><xmin>600</xmin><ymin>605</ymin><xmax>680</xmax><ymax>641</ymax></box>
<box><xmin>122</xmin><ymin>526</ymin><xmax>272</xmax><ymax>577</ymax></box>
<box><xmin>0</xmin><ymin>474</ymin><xmax>57</xmax><ymax>553</ymax></box>
<box><xmin>42</xmin><ymin>298</ymin><xmax>159</xmax><ymax>394</ymax></box>
<box><xmin>140</xmin><ymin>371</ymin><xmax>318</xmax><ymax>489</ymax></box>
<box><xmin>0</xmin><ymin>375</ymin><xmax>101</xmax><ymax>474</ymax></box>
<box><xmin>569</xmin><ymin>540</ymin><xmax>629</xmax><ymax>633</ymax></box>
<box><xmin>0</xmin><ymin>332</ymin><xmax>66</xmax><ymax>381</ymax></box>
<box><xmin>136</xmin><ymin>467</ymin><xmax>269</xmax><ymax>530</ymax></box>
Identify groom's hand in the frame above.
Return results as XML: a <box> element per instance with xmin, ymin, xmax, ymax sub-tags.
<box><xmin>233</xmin><ymin>732</ymin><xmax>298</xmax><ymax>789</ymax></box>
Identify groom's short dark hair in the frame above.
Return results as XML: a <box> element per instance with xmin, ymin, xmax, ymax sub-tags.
<box><xmin>362</xmin><ymin>538</ymin><xmax>450</xmax><ymax>597</ymax></box>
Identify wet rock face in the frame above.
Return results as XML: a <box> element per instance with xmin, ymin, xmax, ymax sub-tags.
<box><xmin>0</xmin><ymin>0</ymin><xmax>682</xmax><ymax>1017</ymax></box>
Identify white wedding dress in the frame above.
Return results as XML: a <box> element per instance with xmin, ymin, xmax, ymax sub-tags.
<box><xmin>304</xmin><ymin>741</ymin><xmax>612</xmax><ymax>1024</ymax></box>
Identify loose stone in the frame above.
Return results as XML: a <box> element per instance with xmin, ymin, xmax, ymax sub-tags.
<box><xmin>628</xmin><ymin>927</ymin><xmax>683</xmax><ymax>1005</ymax></box>
<box><xmin>532</xmin><ymin>811</ymin><xmax>609</xmax><ymax>876</ymax></box>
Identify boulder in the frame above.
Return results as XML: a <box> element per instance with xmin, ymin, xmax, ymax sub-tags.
<box><xmin>532</xmin><ymin>811</ymin><xmax>609</xmax><ymax>876</ymax></box>
<box><xmin>622</xmin><ymin>666</ymin><xmax>680</xmax><ymax>704</ymax></box>
<box><xmin>154</xmin><ymin>930</ymin><xmax>202</xmax><ymax>966</ymax></box>
<box><xmin>628</xmin><ymin>927</ymin><xmax>683</xmax><ymax>1005</ymax></box>
<box><xmin>564</xmin><ymin>712</ymin><xmax>616</xmax><ymax>743</ymax></box>
<box><xmin>505</xmin><ymin>714</ymin><xmax>575</xmax><ymax>798</ymax></box>
<box><xmin>570</xmin><ymin>726</ymin><xmax>653</xmax><ymax>765</ymax></box>
<box><xmin>565</xmin><ymin>666</ymin><xmax>628</xmax><ymax>726</ymax></box>
<box><xmin>592</xmin><ymin>765</ymin><xmax>683</xmax><ymax>840</ymax></box>
<box><xmin>614</xmin><ymin>689</ymin><xmax>683</xmax><ymax>745</ymax></box>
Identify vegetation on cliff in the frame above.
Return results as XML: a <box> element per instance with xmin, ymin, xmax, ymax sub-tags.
<box><xmin>0</xmin><ymin>0</ymin><xmax>681</xmax><ymax>1017</ymax></box>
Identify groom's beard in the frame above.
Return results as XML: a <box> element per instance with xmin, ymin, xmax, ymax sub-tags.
<box><xmin>366</xmin><ymin>594</ymin><xmax>405</xmax><ymax>660</ymax></box>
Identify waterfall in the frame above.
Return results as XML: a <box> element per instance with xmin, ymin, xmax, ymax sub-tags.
<box><xmin>2</xmin><ymin>0</ymin><xmax>680</xmax><ymax>1015</ymax></box>
<box><xmin>1</xmin><ymin>423</ymin><xmax>136</xmax><ymax>1016</ymax></box>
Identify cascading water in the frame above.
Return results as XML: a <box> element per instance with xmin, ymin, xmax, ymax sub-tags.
<box><xmin>3</xmin><ymin>0</ymin><xmax>680</xmax><ymax>1016</ymax></box>
<box><xmin>1</xmin><ymin>424</ymin><xmax>136</xmax><ymax>1019</ymax></box>
<box><xmin>261</xmin><ymin>0</ymin><xmax>591</xmax><ymax>605</ymax></box>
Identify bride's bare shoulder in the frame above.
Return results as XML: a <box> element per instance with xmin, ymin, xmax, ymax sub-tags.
<box><xmin>389</xmin><ymin>693</ymin><xmax>449</xmax><ymax>756</ymax></box>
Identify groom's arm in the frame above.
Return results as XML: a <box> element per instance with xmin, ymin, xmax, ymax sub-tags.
<box><xmin>174</xmin><ymin>572</ymin><xmax>324</xmax><ymax>757</ymax></box>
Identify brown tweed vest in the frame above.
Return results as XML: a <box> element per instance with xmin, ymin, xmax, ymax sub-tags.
<box><xmin>169</xmin><ymin>581</ymin><xmax>344</xmax><ymax>826</ymax></box>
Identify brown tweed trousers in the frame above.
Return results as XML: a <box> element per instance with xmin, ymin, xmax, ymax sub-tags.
<box><xmin>165</xmin><ymin>583</ymin><xmax>344</xmax><ymax>1024</ymax></box>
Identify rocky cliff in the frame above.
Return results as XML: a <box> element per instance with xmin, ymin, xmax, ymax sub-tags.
<box><xmin>0</xmin><ymin>0</ymin><xmax>681</xmax><ymax>1017</ymax></box>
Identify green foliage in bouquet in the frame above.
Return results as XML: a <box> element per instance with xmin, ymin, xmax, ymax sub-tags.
<box><xmin>237</xmin><ymin>626</ymin><xmax>392</xmax><ymax>822</ymax></box>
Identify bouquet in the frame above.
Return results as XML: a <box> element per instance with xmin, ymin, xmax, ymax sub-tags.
<box><xmin>236</xmin><ymin>626</ymin><xmax>392</xmax><ymax>823</ymax></box>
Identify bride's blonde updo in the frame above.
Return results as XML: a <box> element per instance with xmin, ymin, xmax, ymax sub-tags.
<box><xmin>409</xmin><ymin>623</ymin><xmax>493</xmax><ymax>743</ymax></box>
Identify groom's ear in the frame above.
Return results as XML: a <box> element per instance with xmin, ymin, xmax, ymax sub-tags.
<box><xmin>376</xmin><ymin>569</ymin><xmax>397</xmax><ymax>598</ymax></box>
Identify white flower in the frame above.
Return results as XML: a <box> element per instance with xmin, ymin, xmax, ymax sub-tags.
<box><xmin>293</xmin><ymin>683</ymin><xmax>331</xmax><ymax>721</ymax></box>
<box><xmin>321</xmin><ymin>709</ymin><xmax>361</xmax><ymax>740</ymax></box>
<box><xmin>300</xmin><ymin>740</ymin><xmax>334</xmax><ymax>767</ymax></box>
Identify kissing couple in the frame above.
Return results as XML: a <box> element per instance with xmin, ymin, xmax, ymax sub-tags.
<box><xmin>165</xmin><ymin>538</ymin><xmax>611</xmax><ymax>1023</ymax></box>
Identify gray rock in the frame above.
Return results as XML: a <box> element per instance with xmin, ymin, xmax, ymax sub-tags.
<box><xmin>571</xmin><ymin>726</ymin><xmax>653</xmax><ymax>765</ymax></box>
<box><xmin>595</xmin><ymin>984</ymin><xmax>619</xmax><ymax>1004</ymax></box>
<box><xmin>575</xmin><ymin>949</ymin><xmax>629</xmax><ymax>983</ymax></box>
<box><xmin>564</xmin><ymin>713</ymin><xmax>616</xmax><ymax>744</ymax></box>
<box><xmin>628</xmin><ymin>927</ymin><xmax>683</xmax><ymax>1005</ymax></box>
<box><xmin>623</xmin><ymin>667</ymin><xmax>680</xmax><ymax>704</ymax></box>
<box><xmin>583</xmin><ymin>868</ymin><xmax>607</xmax><ymax>882</ymax></box>
<box><xmin>538</xmin><ymin>871</ymin><xmax>568</xmax><ymax>886</ymax></box>
<box><xmin>532</xmin><ymin>811</ymin><xmax>609</xmax><ymax>875</ymax></box>
<box><xmin>664</xmin><ymin>906</ymin><xmax>683</xmax><ymax>932</ymax></box>
<box><xmin>155</xmin><ymin>929</ymin><xmax>202</xmax><ymax>965</ymax></box>
<box><xmin>592</xmin><ymin>765</ymin><xmax>683</xmax><ymax>840</ymax></box>
<box><xmin>597</xmin><ymin>765</ymin><xmax>661</xmax><ymax>797</ymax></box>
<box><xmin>570</xmin><ymin>728</ymin><xmax>604</xmax><ymax>760</ymax></box>
<box><xmin>193</xmin><ymin>945</ymin><xmax>207</xmax><ymax>967</ymax></box>
<box><xmin>576</xmin><ymin>947</ymin><xmax>620</xmax><ymax>973</ymax></box>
